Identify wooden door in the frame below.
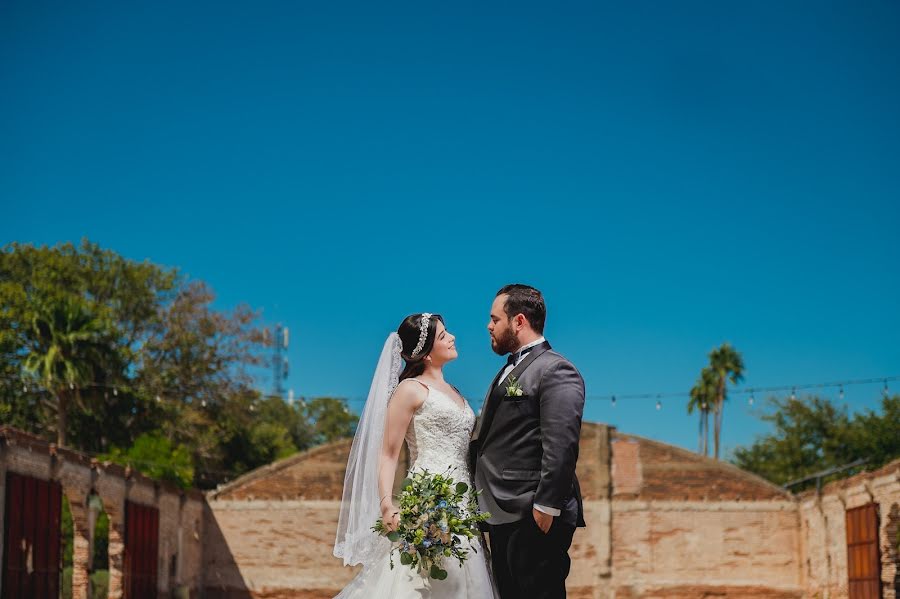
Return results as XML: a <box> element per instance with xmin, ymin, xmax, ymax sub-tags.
<box><xmin>846</xmin><ymin>503</ymin><xmax>882</xmax><ymax>599</ymax></box>
<box><xmin>1</xmin><ymin>472</ymin><xmax>62</xmax><ymax>599</ymax></box>
<box><xmin>124</xmin><ymin>501</ymin><xmax>159</xmax><ymax>599</ymax></box>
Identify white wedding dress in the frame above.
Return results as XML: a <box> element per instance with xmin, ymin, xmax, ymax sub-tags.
<box><xmin>334</xmin><ymin>380</ymin><xmax>496</xmax><ymax>598</ymax></box>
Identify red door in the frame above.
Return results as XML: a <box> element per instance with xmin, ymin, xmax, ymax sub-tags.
<box><xmin>2</xmin><ymin>472</ymin><xmax>62</xmax><ymax>599</ymax></box>
<box><xmin>124</xmin><ymin>501</ymin><xmax>159</xmax><ymax>599</ymax></box>
<box><xmin>846</xmin><ymin>503</ymin><xmax>882</xmax><ymax>599</ymax></box>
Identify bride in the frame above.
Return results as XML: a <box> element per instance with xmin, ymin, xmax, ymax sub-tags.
<box><xmin>333</xmin><ymin>313</ymin><xmax>496</xmax><ymax>598</ymax></box>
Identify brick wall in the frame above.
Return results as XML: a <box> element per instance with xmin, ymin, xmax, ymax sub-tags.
<box><xmin>201</xmin><ymin>423</ymin><xmax>816</xmax><ymax>599</ymax></box>
<box><xmin>204</xmin><ymin>499</ymin><xmax>355</xmax><ymax>598</ymax></box>
<box><xmin>13</xmin><ymin>422</ymin><xmax>895</xmax><ymax>598</ymax></box>
<box><xmin>799</xmin><ymin>460</ymin><xmax>900</xmax><ymax>599</ymax></box>
<box><xmin>0</xmin><ymin>426</ymin><xmax>205</xmax><ymax>599</ymax></box>
<box><xmin>607</xmin><ymin>433</ymin><xmax>804</xmax><ymax>599</ymax></box>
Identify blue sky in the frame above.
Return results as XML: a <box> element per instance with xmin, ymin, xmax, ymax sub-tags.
<box><xmin>2</xmin><ymin>1</ymin><xmax>898</xmax><ymax>456</ymax></box>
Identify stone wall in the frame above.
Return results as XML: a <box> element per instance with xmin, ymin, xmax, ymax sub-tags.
<box><xmin>204</xmin><ymin>499</ymin><xmax>353</xmax><ymax>599</ymax></box>
<box><xmin>607</xmin><ymin>433</ymin><xmax>804</xmax><ymax>599</ymax></box>
<box><xmin>799</xmin><ymin>460</ymin><xmax>900</xmax><ymax>599</ymax></box>
<box><xmin>201</xmin><ymin>423</ymin><xmax>814</xmax><ymax>599</ymax></box>
<box><xmin>11</xmin><ymin>421</ymin><xmax>895</xmax><ymax>598</ymax></box>
<box><xmin>0</xmin><ymin>426</ymin><xmax>205</xmax><ymax>599</ymax></box>
<box><xmin>610</xmin><ymin>499</ymin><xmax>802</xmax><ymax>599</ymax></box>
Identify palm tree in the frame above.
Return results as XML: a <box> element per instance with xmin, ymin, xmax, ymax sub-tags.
<box><xmin>708</xmin><ymin>343</ymin><xmax>745</xmax><ymax>460</ymax></box>
<box><xmin>23</xmin><ymin>295</ymin><xmax>112</xmax><ymax>446</ymax></box>
<box><xmin>688</xmin><ymin>367</ymin><xmax>717</xmax><ymax>456</ymax></box>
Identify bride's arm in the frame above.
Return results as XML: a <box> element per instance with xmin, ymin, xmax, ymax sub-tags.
<box><xmin>378</xmin><ymin>380</ymin><xmax>426</xmax><ymax>530</ymax></box>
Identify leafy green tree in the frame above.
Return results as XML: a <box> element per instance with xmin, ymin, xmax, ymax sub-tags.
<box><xmin>102</xmin><ymin>433</ymin><xmax>195</xmax><ymax>489</ymax></box>
<box><xmin>1</xmin><ymin>240</ymin><xmax>175</xmax><ymax>448</ymax></box>
<box><xmin>92</xmin><ymin>508</ymin><xmax>109</xmax><ymax>572</ymax></box>
<box><xmin>732</xmin><ymin>395</ymin><xmax>899</xmax><ymax>488</ymax></box>
<box><xmin>848</xmin><ymin>394</ymin><xmax>900</xmax><ymax>467</ymax></box>
<box><xmin>134</xmin><ymin>280</ymin><xmax>268</xmax><ymax>485</ymax></box>
<box><xmin>22</xmin><ymin>295</ymin><xmax>117</xmax><ymax>446</ymax></box>
<box><xmin>1</xmin><ymin>240</ymin><xmax>363</xmax><ymax>490</ymax></box>
<box><xmin>302</xmin><ymin>397</ymin><xmax>359</xmax><ymax>445</ymax></box>
<box><xmin>1</xmin><ymin>240</ymin><xmax>270</xmax><ymax>487</ymax></box>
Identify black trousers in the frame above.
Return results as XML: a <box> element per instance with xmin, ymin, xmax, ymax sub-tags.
<box><xmin>488</xmin><ymin>516</ymin><xmax>576</xmax><ymax>599</ymax></box>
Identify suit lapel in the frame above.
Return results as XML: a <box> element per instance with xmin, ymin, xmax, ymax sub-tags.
<box><xmin>473</xmin><ymin>366</ymin><xmax>506</xmax><ymax>440</ymax></box>
<box><xmin>498</xmin><ymin>341</ymin><xmax>551</xmax><ymax>389</ymax></box>
<box><xmin>474</xmin><ymin>341</ymin><xmax>552</xmax><ymax>443</ymax></box>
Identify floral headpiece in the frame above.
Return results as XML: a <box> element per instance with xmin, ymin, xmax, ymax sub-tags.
<box><xmin>410</xmin><ymin>313</ymin><xmax>433</xmax><ymax>358</ymax></box>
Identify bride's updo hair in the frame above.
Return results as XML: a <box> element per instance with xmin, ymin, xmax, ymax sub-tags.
<box><xmin>397</xmin><ymin>313</ymin><xmax>444</xmax><ymax>382</ymax></box>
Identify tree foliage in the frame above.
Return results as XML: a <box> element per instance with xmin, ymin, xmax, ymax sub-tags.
<box><xmin>0</xmin><ymin>240</ymin><xmax>358</xmax><ymax>489</ymax></box>
<box><xmin>732</xmin><ymin>394</ymin><xmax>900</xmax><ymax>489</ymax></box>
<box><xmin>302</xmin><ymin>397</ymin><xmax>359</xmax><ymax>445</ymax></box>
<box><xmin>102</xmin><ymin>432</ymin><xmax>195</xmax><ymax>489</ymax></box>
<box><xmin>688</xmin><ymin>367</ymin><xmax>716</xmax><ymax>456</ymax></box>
<box><xmin>687</xmin><ymin>343</ymin><xmax>744</xmax><ymax>459</ymax></box>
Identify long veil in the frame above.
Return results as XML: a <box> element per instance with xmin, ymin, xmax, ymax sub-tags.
<box><xmin>333</xmin><ymin>332</ymin><xmax>403</xmax><ymax>566</ymax></box>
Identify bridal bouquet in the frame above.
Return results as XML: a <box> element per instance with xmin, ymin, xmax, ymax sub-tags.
<box><xmin>372</xmin><ymin>468</ymin><xmax>490</xmax><ymax>580</ymax></box>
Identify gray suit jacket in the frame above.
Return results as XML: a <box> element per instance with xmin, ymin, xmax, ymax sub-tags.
<box><xmin>470</xmin><ymin>341</ymin><xmax>586</xmax><ymax>527</ymax></box>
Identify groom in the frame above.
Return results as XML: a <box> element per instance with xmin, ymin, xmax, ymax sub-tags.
<box><xmin>471</xmin><ymin>284</ymin><xmax>586</xmax><ymax>599</ymax></box>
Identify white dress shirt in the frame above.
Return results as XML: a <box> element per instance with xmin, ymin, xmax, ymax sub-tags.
<box><xmin>497</xmin><ymin>337</ymin><xmax>560</xmax><ymax>517</ymax></box>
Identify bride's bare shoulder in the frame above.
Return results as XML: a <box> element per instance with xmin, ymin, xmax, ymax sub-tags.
<box><xmin>391</xmin><ymin>378</ymin><xmax>428</xmax><ymax>409</ymax></box>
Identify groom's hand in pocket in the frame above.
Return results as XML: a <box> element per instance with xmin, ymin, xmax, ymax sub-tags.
<box><xmin>532</xmin><ymin>508</ymin><xmax>553</xmax><ymax>534</ymax></box>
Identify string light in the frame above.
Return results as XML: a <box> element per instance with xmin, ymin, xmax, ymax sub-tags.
<box><xmin>656</xmin><ymin>396</ymin><xmax>662</xmax><ymax>411</ymax></box>
<box><xmin>7</xmin><ymin>374</ymin><xmax>899</xmax><ymax>412</ymax></box>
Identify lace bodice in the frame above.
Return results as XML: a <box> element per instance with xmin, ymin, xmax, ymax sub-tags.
<box><xmin>404</xmin><ymin>381</ymin><xmax>475</xmax><ymax>482</ymax></box>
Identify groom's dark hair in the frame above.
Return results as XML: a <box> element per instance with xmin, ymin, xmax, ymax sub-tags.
<box><xmin>496</xmin><ymin>284</ymin><xmax>546</xmax><ymax>334</ymax></box>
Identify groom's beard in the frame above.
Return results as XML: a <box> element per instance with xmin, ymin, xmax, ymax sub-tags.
<box><xmin>491</xmin><ymin>327</ymin><xmax>520</xmax><ymax>356</ymax></box>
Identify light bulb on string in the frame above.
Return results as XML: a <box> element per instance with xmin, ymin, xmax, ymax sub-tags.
<box><xmin>69</xmin><ymin>382</ymin><xmax>75</xmax><ymax>390</ymax></box>
<box><xmin>201</xmin><ymin>399</ymin><xmax>207</xmax><ymax>408</ymax></box>
<box><xmin>839</xmin><ymin>386</ymin><xmax>844</xmax><ymax>401</ymax></box>
<box><xmin>790</xmin><ymin>387</ymin><xmax>796</xmax><ymax>401</ymax></box>
<box><xmin>611</xmin><ymin>395</ymin><xmax>616</xmax><ymax>408</ymax></box>
<box><xmin>883</xmin><ymin>380</ymin><xmax>889</xmax><ymax>398</ymax></box>
<box><xmin>748</xmin><ymin>390</ymin><xmax>754</xmax><ymax>406</ymax></box>
<box><xmin>113</xmin><ymin>387</ymin><xmax>118</xmax><ymax>397</ymax></box>
<box><xmin>656</xmin><ymin>398</ymin><xmax>662</xmax><ymax>411</ymax></box>
<box><xmin>23</xmin><ymin>384</ymin><xmax>27</xmax><ymax>393</ymax></box>
<box><xmin>155</xmin><ymin>395</ymin><xmax>162</xmax><ymax>403</ymax></box>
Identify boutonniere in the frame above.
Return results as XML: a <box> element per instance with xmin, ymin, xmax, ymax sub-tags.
<box><xmin>504</xmin><ymin>376</ymin><xmax>524</xmax><ymax>397</ymax></box>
